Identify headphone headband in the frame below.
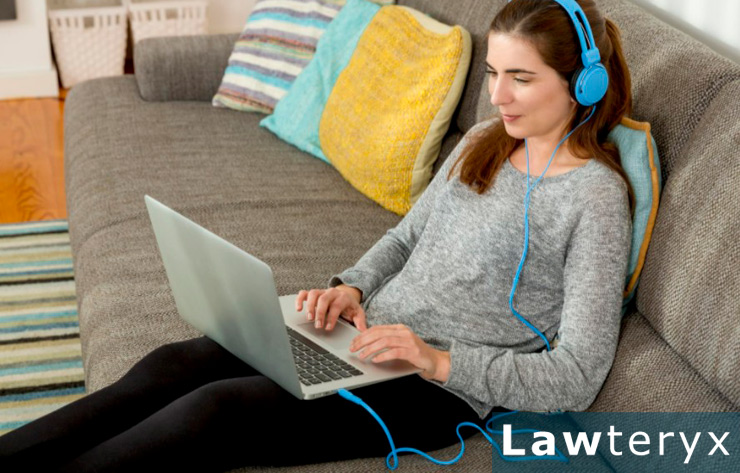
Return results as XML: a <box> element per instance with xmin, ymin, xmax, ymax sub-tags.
<box><xmin>549</xmin><ymin>0</ymin><xmax>602</xmax><ymax>67</ymax></box>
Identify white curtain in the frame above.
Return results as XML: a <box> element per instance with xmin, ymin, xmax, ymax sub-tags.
<box><xmin>628</xmin><ymin>0</ymin><xmax>739</xmax><ymax>62</ymax></box>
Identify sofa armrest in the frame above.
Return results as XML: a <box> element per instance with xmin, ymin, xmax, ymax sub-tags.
<box><xmin>134</xmin><ymin>33</ymin><xmax>239</xmax><ymax>102</ymax></box>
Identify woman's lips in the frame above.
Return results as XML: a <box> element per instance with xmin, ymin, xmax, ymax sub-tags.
<box><xmin>501</xmin><ymin>114</ymin><xmax>521</xmax><ymax>123</ymax></box>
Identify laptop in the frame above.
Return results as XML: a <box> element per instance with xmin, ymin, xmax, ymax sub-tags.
<box><xmin>144</xmin><ymin>195</ymin><xmax>419</xmax><ymax>400</ymax></box>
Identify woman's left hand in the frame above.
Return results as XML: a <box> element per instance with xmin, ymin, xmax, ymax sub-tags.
<box><xmin>349</xmin><ymin>324</ymin><xmax>450</xmax><ymax>382</ymax></box>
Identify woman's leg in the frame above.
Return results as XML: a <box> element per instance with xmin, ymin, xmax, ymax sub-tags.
<box><xmin>57</xmin><ymin>374</ymin><xmax>490</xmax><ymax>472</ymax></box>
<box><xmin>0</xmin><ymin>336</ymin><xmax>257</xmax><ymax>471</ymax></box>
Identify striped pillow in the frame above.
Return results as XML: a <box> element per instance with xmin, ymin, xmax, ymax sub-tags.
<box><xmin>212</xmin><ymin>0</ymin><xmax>394</xmax><ymax>114</ymax></box>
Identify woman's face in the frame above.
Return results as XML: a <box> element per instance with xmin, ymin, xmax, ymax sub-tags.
<box><xmin>486</xmin><ymin>33</ymin><xmax>576</xmax><ymax>142</ymax></box>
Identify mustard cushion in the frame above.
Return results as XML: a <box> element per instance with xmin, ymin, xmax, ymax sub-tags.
<box><xmin>319</xmin><ymin>6</ymin><xmax>471</xmax><ymax>215</ymax></box>
<box><xmin>260</xmin><ymin>0</ymin><xmax>471</xmax><ymax>216</ymax></box>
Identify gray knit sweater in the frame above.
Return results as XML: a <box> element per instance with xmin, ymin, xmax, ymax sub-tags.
<box><xmin>329</xmin><ymin>120</ymin><xmax>632</xmax><ymax>417</ymax></box>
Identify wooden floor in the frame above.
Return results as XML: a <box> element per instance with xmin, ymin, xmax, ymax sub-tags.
<box><xmin>1</xmin><ymin>59</ymin><xmax>134</xmax><ymax>225</ymax></box>
<box><xmin>0</xmin><ymin>93</ymin><xmax>67</xmax><ymax>225</ymax></box>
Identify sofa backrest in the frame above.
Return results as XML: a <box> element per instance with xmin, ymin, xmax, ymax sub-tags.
<box><xmin>636</xmin><ymin>79</ymin><xmax>740</xmax><ymax>408</ymax></box>
<box><xmin>592</xmin><ymin>0</ymin><xmax>740</xmax><ymax>408</ymax></box>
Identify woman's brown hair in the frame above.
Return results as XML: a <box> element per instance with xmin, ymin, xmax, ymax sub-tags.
<box><xmin>449</xmin><ymin>0</ymin><xmax>635</xmax><ymax>216</ymax></box>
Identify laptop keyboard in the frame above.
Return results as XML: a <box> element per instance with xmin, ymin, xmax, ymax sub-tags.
<box><xmin>286</xmin><ymin>326</ymin><xmax>364</xmax><ymax>386</ymax></box>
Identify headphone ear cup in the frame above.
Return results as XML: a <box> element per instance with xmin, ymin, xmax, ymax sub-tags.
<box><xmin>569</xmin><ymin>66</ymin><xmax>585</xmax><ymax>104</ymax></box>
<box><xmin>571</xmin><ymin>63</ymin><xmax>609</xmax><ymax>107</ymax></box>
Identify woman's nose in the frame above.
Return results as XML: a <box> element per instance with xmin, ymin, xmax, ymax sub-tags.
<box><xmin>489</xmin><ymin>77</ymin><xmax>512</xmax><ymax>107</ymax></box>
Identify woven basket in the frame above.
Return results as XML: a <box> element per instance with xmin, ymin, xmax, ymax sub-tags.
<box><xmin>47</xmin><ymin>0</ymin><xmax>128</xmax><ymax>89</ymax></box>
<box><xmin>126</xmin><ymin>0</ymin><xmax>208</xmax><ymax>44</ymax></box>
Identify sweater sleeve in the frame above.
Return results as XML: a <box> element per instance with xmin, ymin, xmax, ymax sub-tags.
<box><xmin>328</xmin><ymin>132</ymin><xmax>471</xmax><ymax>302</ymax></box>
<box><xmin>443</xmin><ymin>177</ymin><xmax>633</xmax><ymax>412</ymax></box>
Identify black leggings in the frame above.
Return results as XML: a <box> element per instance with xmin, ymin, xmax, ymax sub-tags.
<box><xmin>0</xmin><ymin>336</ymin><xmax>496</xmax><ymax>472</ymax></box>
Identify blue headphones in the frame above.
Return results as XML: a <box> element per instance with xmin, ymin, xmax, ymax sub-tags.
<box><xmin>510</xmin><ymin>0</ymin><xmax>608</xmax><ymax>106</ymax></box>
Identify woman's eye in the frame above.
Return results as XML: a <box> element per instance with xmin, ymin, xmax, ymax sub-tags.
<box><xmin>514</xmin><ymin>78</ymin><xmax>529</xmax><ymax>84</ymax></box>
<box><xmin>486</xmin><ymin>69</ymin><xmax>496</xmax><ymax>75</ymax></box>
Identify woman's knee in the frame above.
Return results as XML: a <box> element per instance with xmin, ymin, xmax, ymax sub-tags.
<box><xmin>198</xmin><ymin>377</ymin><xmax>285</xmax><ymax>409</ymax></box>
<box><xmin>175</xmin><ymin>377</ymin><xmax>287</xmax><ymax>432</ymax></box>
<box><xmin>122</xmin><ymin>337</ymin><xmax>214</xmax><ymax>382</ymax></box>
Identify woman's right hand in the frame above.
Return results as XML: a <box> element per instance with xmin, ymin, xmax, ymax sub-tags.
<box><xmin>295</xmin><ymin>285</ymin><xmax>367</xmax><ymax>332</ymax></box>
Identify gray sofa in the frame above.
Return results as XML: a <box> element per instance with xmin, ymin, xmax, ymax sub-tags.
<box><xmin>64</xmin><ymin>0</ymin><xmax>740</xmax><ymax>470</ymax></box>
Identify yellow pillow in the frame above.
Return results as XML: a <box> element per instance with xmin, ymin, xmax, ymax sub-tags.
<box><xmin>318</xmin><ymin>6</ymin><xmax>472</xmax><ymax>215</ymax></box>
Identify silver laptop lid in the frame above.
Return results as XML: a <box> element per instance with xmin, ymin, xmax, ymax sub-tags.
<box><xmin>144</xmin><ymin>195</ymin><xmax>303</xmax><ymax>399</ymax></box>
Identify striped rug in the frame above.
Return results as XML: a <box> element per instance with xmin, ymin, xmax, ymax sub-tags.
<box><xmin>0</xmin><ymin>220</ymin><xmax>85</xmax><ymax>436</ymax></box>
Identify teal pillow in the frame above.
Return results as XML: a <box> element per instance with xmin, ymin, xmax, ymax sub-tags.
<box><xmin>606</xmin><ymin>118</ymin><xmax>662</xmax><ymax>316</ymax></box>
<box><xmin>259</xmin><ymin>0</ymin><xmax>381</xmax><ymax>163</ymax></box>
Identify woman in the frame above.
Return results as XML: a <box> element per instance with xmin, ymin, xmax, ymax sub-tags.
<box><xmin>0</xmin><ymin>0</ymin><xmax>634</xmax><ymax>471</ymax></box>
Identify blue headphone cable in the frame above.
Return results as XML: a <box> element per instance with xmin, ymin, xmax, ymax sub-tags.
<box><xmin>338</xmin><ymin>388</ymin><xmax>568</xmax><ymax>469</ymax></box>
<box><xmin>337</xmin><ymin>107</ymin><xmax>597</xmax><ymax>469</ymax></box>
<box><xmin>509</xmin><ymin>105</ymin><xmax>596</xmax><ymax>351</ymax></box>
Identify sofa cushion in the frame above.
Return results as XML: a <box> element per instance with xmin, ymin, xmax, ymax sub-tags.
<box><xmin>211</xmin><ymin>0</ymin><xmax>395</xmax><ymax>114</ymax></box>
<box><xmin>636</xmin><ymin>80</ymin><xmax>740</xmax><ymax>408</ymax></box>
<box><xmin>64</xmin><ymin>77</ymin><xmax>404</xmax><ymax>390</ymax></box>
<box><xmin>261</xmin><ymin>0</ymin><xmax>471</xmax><ymax>215</ymax></box>
<box><xmin>398</xmin><ymin>0</ymin><xmax>507</xmax><ymax>134</ymax></box>
<box><xmin>606</xmin><ymin>118</ymin><xmax>662</xmax><ymax>313</ymax></box>
<box><xmin>590</xmin><ymin>312</ymin><xmax>735</xmax><ymax>411</ymax></box>
<box><xmin>318</xmin><ymin>5</ymin><xmax>471</xmax><ymax>215</ymax></box>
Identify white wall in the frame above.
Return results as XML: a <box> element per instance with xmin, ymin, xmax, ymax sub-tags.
<box><xmin>206</xmin><ymin>0</ymin><xmax>739</xmax><ymax>62</ymax></box>
<box><xmin>206</xmin><ymin>0</ymin><xmax>256</xmax><ymax>34</ymax></box>
<box><xmin>627</xmin><ymin>0</ymin><xmax>739</xmax><ymax>63</ymax></box>
<box><xmin>3</xmin><ymin>0</ymin><xmax>734</xmax><ymax>101</ymax></box>
<box><xmin>0</xmin><ymin>0</ymin><xmax>59</xmax><ymax>99</ymax></box>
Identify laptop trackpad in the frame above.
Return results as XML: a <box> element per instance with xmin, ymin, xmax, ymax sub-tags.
<box><xmin>296</xmin><ymin>320</ymin><xmax>356</xmax><ymax>351</ymax></box>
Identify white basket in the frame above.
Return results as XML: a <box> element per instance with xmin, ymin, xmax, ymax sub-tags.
<box><xmin>125</xmin><ymin>0</ymin><xmax>208</xmax><ymax>44</ymax></box>
<box><xmin>47</xmin><ymin>0</ymin><xmax>128</xmax><ymax>88</ymax></box>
